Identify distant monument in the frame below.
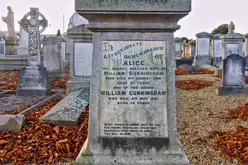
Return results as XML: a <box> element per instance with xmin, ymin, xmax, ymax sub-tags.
<box><xmin>2</xmin><ymin>6</ymin><xmax>16</xmax><ymax>38</ymax></box>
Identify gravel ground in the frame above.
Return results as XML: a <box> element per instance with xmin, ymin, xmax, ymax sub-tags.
<box><xmin>0</xmin><ymin>94</ymin><xmax>47</xmax><ymax>115</ymax></box>
<box><xmin>176</xmin><ymin>74</ymin><xmax>248</xmax><ymax>165</ymax></box>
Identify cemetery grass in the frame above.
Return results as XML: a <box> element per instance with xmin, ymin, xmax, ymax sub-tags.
<box><xmin>0</xmin><ymin>98</ymin><xmax>88</xmax><ymax>164</ymax></box>
<box><xmin>177</xmin><ymin>74</ymin><xmax>248</xmax><ymax>165</ymax></box>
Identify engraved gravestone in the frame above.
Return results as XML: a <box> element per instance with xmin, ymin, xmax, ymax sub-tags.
<box><xmin>0</xmin><ymin>37</ymin><xmax>5</xmax><ymax>58</ymax></box>
<box><xmin>75</xmin><ymin>0</ymin><xmax>191</xmax><ymax>164</ymax></box>
<box><xmin>211</xmin><ymin>34</ymin><xmax>222</xmax><ymax>67</ymax></box>
<box><xmin>193</xmin><ymin>32</ymin><xmax>212</xmax><ymax>67</ymax></box>
<box><xmin>16</xmin><ymin>8</ymin><xmax>49</xmax><ymax>96</ymax></box>
<box><xmin>216</xmin><ymin>54</ymin><xmax>248</xmax><ymax>96</ymax></box>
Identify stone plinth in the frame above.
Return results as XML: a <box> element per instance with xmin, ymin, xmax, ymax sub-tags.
<box><xmin>75</xmin><ymin>0</ymin><xmax>191</xmax><ymax>165</ymax></box>
<box><xmin>16</xmin><ymin>66</ymin><xmax>49</xmax><ymax>96</ymax></box>
<box><xmin>66</xmin><ymin>24</ymin><xmax>93</xmax><ymax>94</ymax></box>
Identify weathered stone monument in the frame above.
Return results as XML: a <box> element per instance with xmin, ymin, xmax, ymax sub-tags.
<box><xmin>216</xmin><ymin>54</ymin><xmax>247</xmax><ymax>96</ymax></box>
<box><xmin>0</xmin><ymin>37</ymin><xmax>6</xmax><ymax>58</ymax></box>
<box><xmin>16</xmin><ymin>8</ymin><xmax>49</xmax><ymax>96</ymax></box>
<box><xmin>211</xmin><ymin>34</ymin><xmax>222</xmax><ymax>67</ymax></box>
<box><xmin>75</xmin><ymin>0</ymin><xmax>191</xmax><ymax>164</ymax></box>
<box><xmin>66</xmin><ymin>24</ymin><xmax>93</xmax><ymax>94</ymax></box>
<box><xmin>193</xmin><ymin>32</ymin><xmax>212</xmax><ymax>67</ymax></box>
<box><xmin>43</xmin><ymin>36</ymin><xmax>65</xmax><ymax>78</ymax></box>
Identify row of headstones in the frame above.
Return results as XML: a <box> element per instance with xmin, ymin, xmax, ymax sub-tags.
<box><xmin>175</xmin><ymin>32</ymin><xmax>248</xmax><ymax>67</ymax></box>
<box><xmin>0</xmin><ymin>35</ymin><xmax>66</xmax><ymax>77</ymax></box>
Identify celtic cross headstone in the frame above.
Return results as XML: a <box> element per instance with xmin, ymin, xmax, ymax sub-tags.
<box><xmin>19</xmin><ymin>7</ymin><xmax>47</xmax><ymax>66</ymax></box>
<box><xmin>16</xmin><ymin>8</ymin><xmax>49</xmax><ymax>96</ymax></box>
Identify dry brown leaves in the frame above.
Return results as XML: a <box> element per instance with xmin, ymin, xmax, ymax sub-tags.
<box><xmin>0</xmin><ymin>70</ymin><xmax>20</xmax><ymax>91</ymax></box>
<box><xmin>50</xmin><ymin>77</ymin><xmax>69</xmax><ymax>90</ymax></box>
<box><xmin>209</xmin><ymin>126</ymin><xmax>248</xmax><ymax>163</ymax></box>
<box><xmin>218</xmin><ymin>103</ymin><xmax>248</xmax><ymax>121</ymax></box>
<box><xmin>176</xmin><ymin>68</ymin><xmax>213</xmax><ymax>75</ymax></box>
<box><xmin>176</xmin><ymin>80</ymin><xmax>213</xmax><ymax>90</ymax></box>
<box><xmin>0</xmin><ymin>99</ymin><xmax>88</xmax><ymax>164</ymax></box>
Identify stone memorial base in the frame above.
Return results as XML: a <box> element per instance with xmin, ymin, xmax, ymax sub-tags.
<box><xmin>216</xmin><ymin>86</ymin><xmax>248</xmax><ymax>96</ymax></box>
<box><xmin>76</xmin><ymin>139</ymin><xmax>189</xmax><ymax>165</ymax></box>
<box><xmin>16</xmin><ymin>66</ymin><xmax>49</xmax><ymax>96</ymax></box>
<box><xmin>193</xmin><ymin>56</ymin><xmax>211</xmax><ymax>67</ymax></box>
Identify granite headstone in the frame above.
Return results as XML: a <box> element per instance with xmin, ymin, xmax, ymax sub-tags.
<box><xmin>217</xmin><ymin>54</ymin><xmax>248</xmax><ymax>96</ymax></box>
<box><xmin>75</xmin><ymin>0</ymin><xmax>191</xmax><ymax>164</ymax></box>
<box><xmin>193</xmin><ymin>32</ymin><xmax>212</xmax><ymax>67</ymax></box>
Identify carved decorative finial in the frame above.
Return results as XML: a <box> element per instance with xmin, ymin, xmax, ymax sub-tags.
<box><xmin>228</xmin><ymin>21</ymin><xmax>235</xmax><ymax>35</ymax></box>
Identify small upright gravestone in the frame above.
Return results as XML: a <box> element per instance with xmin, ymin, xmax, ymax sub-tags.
<box><xmin>174</xmin><ymin>38</ymin><xmax>183</xmax><ymax>57</ymax></box>
<box><xmin>216</xmin><ymin>54</ymin><xmax>248</xmax><ymax>96</ymax></box>
<box><xmin>43</xmin><ymin>36</ymin><xmax>65</xmax><ymax>78</ymax></box>
<box><xmin>193</xmin><ymin>32</ymin><xmax>212</xmax><ymax>67</ymax></box>
<box><xmin>211</xmin><ymin>34</ymin><xmax>222</xmax><ymax>67</ymax></box>
<box><xmin>16</xmin><ymin>8</ymin><xmax>49</xmax><ymax>96</ymax></box>
<box><xmin>67</xmin><ymin>24</ymin><xmax>93</xmax><ymax>94</ymax></box>
<box><xmin>0</xmin><ymin>37</ymin><xmax>6</xmax><ymax>58</ymax></box>
<box><xmin>75</xmin><ymin>0</ymin><xmax>191</xmax><ymax>164</ymax></box>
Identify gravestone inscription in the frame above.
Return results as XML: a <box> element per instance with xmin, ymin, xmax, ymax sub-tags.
<box><xmin>198</xmin><ymin>38</ymin><xmax>209</xmax><ymax>55</ymax></box>
<box><xmin>100</xmin><ymin>41</ymin><xmax>167</xmax><ymax>137</ymax></box>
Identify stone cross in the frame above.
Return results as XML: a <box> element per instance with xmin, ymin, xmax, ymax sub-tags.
<box><xmin>19</xmin><ymin>8</ymin><xmax>48</xmax><ymax>66</ymax></box>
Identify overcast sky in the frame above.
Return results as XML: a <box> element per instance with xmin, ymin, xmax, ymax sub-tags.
<box><xmin>0</xmin><ymin>0</ymin><xmax>247</xmax><ymax>39</ymax></box>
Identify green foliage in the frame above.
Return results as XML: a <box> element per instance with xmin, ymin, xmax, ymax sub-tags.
<box><xmin>212</xmin><ymin>24</ymin><xmax>228</xmax><ymax>35</ymax></box>
<box><xmin>56</xmin><ymin>29</ymin><xmax>61</xmax><ymax>36</ymax></box>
